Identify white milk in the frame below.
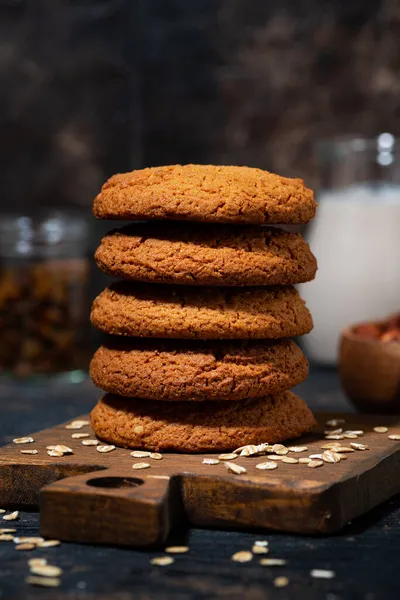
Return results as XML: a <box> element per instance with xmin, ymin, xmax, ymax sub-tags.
<box><xmin>299</xmin><ymin>184</ymin><xmax>400</xmax><ymax>364</ymax></box>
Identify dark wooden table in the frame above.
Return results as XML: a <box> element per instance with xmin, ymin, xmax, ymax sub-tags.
<box><xmin>1</xmin><ymin>368</ymin><xmax>399</xmax><ymax>600</ymax></box>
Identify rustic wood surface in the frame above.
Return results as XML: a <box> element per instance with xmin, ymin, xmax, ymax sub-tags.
<box><xmin>1</xmin><ymin>369</ymin><xmax>400</xmax><ymax>599</ymax></box>
<box><xmin>1</xmin><ymin>411</ymin><xmax>400</xmax><ymax>545</ymax></box>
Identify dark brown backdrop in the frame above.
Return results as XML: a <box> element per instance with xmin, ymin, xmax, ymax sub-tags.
<box><xmin>1</xmin><ymin>0</ymin><xmax>400</xmax><ymax>212</ymax></box>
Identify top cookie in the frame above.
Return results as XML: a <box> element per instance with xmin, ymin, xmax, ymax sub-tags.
<box><xmin>93</xmin><ymin>164</ymin><xmax>316</xmax><ymax>225</ymax></box>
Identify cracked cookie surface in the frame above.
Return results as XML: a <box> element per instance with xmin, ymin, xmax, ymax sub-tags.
<box><xmin>95</xmin><ymin>223</ymin><xmax>317</xmax><ymax>286</ymax></box>
<box><xmin>90</xmin><ymin>282</ymin><xmax>313</xmax><ymax>339</ymax></box>
<box><xmin>93</xmin><ymin>164</ymin><xmax>316</xmax><ymax>225</ymax></box>
<box><xmin>90</xmin><ymin>338</ymin><xmax>309</xmax><ymax>401</ymax></box>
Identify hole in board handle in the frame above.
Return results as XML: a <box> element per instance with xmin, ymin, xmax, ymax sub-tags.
<box><xmin>87</xmin><ymin>477</ymin><xmax>144</xmax><ymax>489</ymax></box>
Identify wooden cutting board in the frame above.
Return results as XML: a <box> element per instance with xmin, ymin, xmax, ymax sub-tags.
<box><xmin>1</xmin><ymin>412</ymin><xmax>400</xmax><ymax>547</ymax></box>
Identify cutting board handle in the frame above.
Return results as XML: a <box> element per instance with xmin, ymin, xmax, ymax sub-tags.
<box><xmin>40</xmin><ymin>469</ymin><xmax>180</xmax><ymax>547</ymax></box>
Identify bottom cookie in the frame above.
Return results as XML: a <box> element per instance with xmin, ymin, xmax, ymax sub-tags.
<box><xmin>90</xmin><ymin>392</ymin><xmax>316</xmax><ymax>452</ymax></box>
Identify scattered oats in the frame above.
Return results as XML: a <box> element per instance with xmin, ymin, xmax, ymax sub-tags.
<box><xmin>28</xmin><ymin>558</ymin><xmax>48</xmax><ymax>567</ymax></box>
<box><xmin>344</xmin><ymin>430</ymin><xmax>364</xmax><ymax>436</ymax></box>
<box><xmin>268</xmin><ymin>455</ymin><xmax>284</xmax><ymax>461</ymax></box>
<box><xmin>150</xmin><ymin>453</ymin><xmax>163</xmax><ymax>460</ymax></box>
<box><xmin>202</xmin><ymin>458</ymin><xmax>220</xmax><ymax>465</ymax></box>
<box><xmin>272</xmin><ymin>444</ymin><xmax>289</xmax><ymax>455</ymax></box>
<box><xmin>231</xmin><ymin>550</ymin><xmax>253</xmax><ymax>563</ymax></box>
<box><xmin>337</xmin><ymin>453</ymin><xmax>347</xmax><ymax>460</ymax></box>
<box><xmin>96</xmin><ymin>445</ymin><xmax>115</xmax><ymax>453</ymax></box>
<box><xmin>282</xmin><ymin>456</ymin><xmax>299</xmax><ymax>464</ymax></box>
<box><xmin>0</xmin><ymin>528</ymin><xmax>16</xmax><ymax>534</ymax></box>
<box><xmin>309</xmin><ymin>454</ymin><xmax>323</xmax><ymax>460</ymax></box>
<box><xmin>235</xmin><ymin>443</ymin><xmax>270</xmax><ymax>453</ymax></box>
<box><xmin>0</xmin><ymin>534</ymin><xmax>14</xmax><ymax>541</ymax></box>
<box><xmin>334</xmin><ymin>447</ymin><xmax>355</xmax><ymax>453</ymax></box>
<box><xmin>20</xmin><ymin>449</ymin><xmax>38</xmax><ymax>455</ymax></box>
<box><xmin>342</xmin><ymin>433</ymin><xmax>358</xmax><ymax>439</ymax></box>
<box><xmin>374</xmin><ymin>426</ymin><xmax>388</xmax><ymax>434</ymax></box>
<box><xmin>321</xmin><ymin>442</ymin><xmax>342</xmax><ymax>449</ymax></box>
<box><xmin>239</xmin><ymin>445</ymin><xmax>258</xmax><ymax>457</ymax></box>
<box><xmin>288</xmin><ymin>446</ymin><xmax>308</xmax><ymax>453</ymax></box>
<box><xmin>53</xmin><ymin>445</ymin><xmax>73</xmax><ymax>454</ymax></box>
<box><xmin>256</xmin><ymin>461</ymin><xmax>278</xmax><ymax>470</ymax></box>
<box><xmin>218</xmin><ymin>453</ymin><xmax>238</xmax><ymax>461</ymax></box>
<box><xmin>254</xmin><ymin>540</ymin><xmax>269</xmax><ymax>547</ymax></box>
<box><xmin>326</xmin><ymin>419</ymin><xmax>345</xmax><ymax>427</ymax></box>
<box><xmin>151</xmin><ymin>556</ymin><xmax>174</xmax><ymax>567</ymax></box>
<box><xmin>225</xmin><ymin>462</ymin><xmax>247</xmax><ymax>475</ymax></box>
<box><xmin>260</xmin><ymin>558</ymin><xmax>287</xmax><ymax>566</ymax></box>
<box><xmin>0</xmin><ymin>509</ymin><xmax>4</xmax><ymax>513</ymax></box>
<box><xmin>311</xmin><ymin>569</ymin><xmax>336</xmax><ymax>579</ymax></box>
<box><xmin>14</xmin><ymin>537</ymin><xmax>43</xmax><ymax>544</ymax></box>
<box><xmin>322</xmin><ymin>451</ymin><xmax>342</xmax><ymax>464</ymax></box>
<box><xmin>134</xmin><ymin>426</ymin><xmax>144</xmax><ymax>434</ymax></box>
<box><xmin>82</xmin><ymin>439</ymin><xmax>99</xmax><ymax>446</ymax></box>
<box><xmin>71</xmin><ymin>433</ymin><xmax>89</xmax><ymax>439</ymax></box>
<box><xmin>26</xmin><ymin>576</ymin><xmax>60</xmax><ymax>588</ymax></box>
<box><xmin>165</xmin><ymin>546</ymin><xmax>189</xmax><ymax>554</ymax></box>
<box><xmin>30</xmin><ymin>564</ymin><xmax>63</xmax><ymax>577</ymax></box>
<box><xmin>258</xmin><ymin>443</ymin><xmax>270</xmax><ymax>452</ymax></box>
<box><xmin>132</xmin><ymin>462</ymin><xmax>151</xmax><ymax>470</ymax></box>
<box><xmin>350</xmin><ymin>442</ymin><xmax>369</xmax><ymax>451</ymax></box>
<box><xmin>47</xmin><ymin>449</ymin><xmax>64</xmax><ymax>457</ymax></box>
<box><xmin>240</xmin><ymin>444</ymin><xmax>268</xmax><ymax>457</ymax></box>
<box><xmin>3</xmin><ymin>511</ymin><xmax>19</xmax><ymax>521</ymax></box>
<box><xmin>16</xmin><ymin>543</ymin><xmax>35</xmax><ymax>551</ymax></box>
<box><xmin>299</xmin><ymin>457</ymin><xmax>311</xmax><ymax>464</ymax></box>
<box><xmin>252</xmin><ymin>544</ymin><xmax>269</xmax><ymax>554</ymax></box>
<box><xmin>308</xmin><ymin>460</ymin><xmax>324</xmax><ymax>468</ymax></box>
<box><xmin>325</xmin><ymin>435</ymin><xmax>344</xmax><ymax>440</ymax></box>
<box><xmin>13</xmin><ymin>437</ymin><xmax>34</xmax><ymax>444</ymax></box>
<box><xmin>388</xmin><ymin>434</ymin><xmax>400</xmax><ymax>441</ymax></box>
<box><xmin>65</xmin><ymin>419</ymin><xmax>89</xmax><ymax>430</ymax></box>
<box><xmin>274</xmin><ymin>576</ymin><xmax>289</xmax><ymax>587</ymax></box>
<box><xmin>36</xmin><ymin>540</ymin><xmax>61</xmax><ymax>548</ymax></box>
<box><xmin>324</xmin><ymin>428</ymin><xmax>343</xmax><ymax>435</ymax></box>
<box><xmin>130</xmin><ymin>451</ymin><xmax>150</xmax><ymax>458</ymax></box>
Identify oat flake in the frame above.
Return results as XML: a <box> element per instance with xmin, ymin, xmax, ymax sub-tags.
<box><xmin>311</xmin><ymin>568</ymin><xmax>336</xmax><ymax>579</ymax></box>
<box><xmin>2</xmin><ymin>511</ymin><xmax>19</xmax><ymax>521</ymax></box>
<box><xmin>151</xmin><ymin>556</ymin><xmax>174</xmax><ymax>567</ymax></box>
<box><xmin>13</xmin><ymin>437</ymin><xmax>34</xmax><ymax>444</ymax></box>
<box><xmin>96</xmin><ymin>445</ymin><xmax>115</xmax><ymax>453</ymax></box>
<box><xmin>255</xmin><ymin>461</ymin><xmax>278</xmax><ymax>470</ymax></box>
<box><xmin>231</xmin><ymin>551</ymin><xmax>253</xmax><ymax>563</ymax></box>
<box><xmin>82</xmin><ymin>439</ymin><xmax>99</xmax><ymax>446</ymax></box>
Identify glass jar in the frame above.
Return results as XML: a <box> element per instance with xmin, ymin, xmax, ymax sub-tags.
<box><xmin>299</xmin><ymin>134</ymin><xmax>400</xmax><ymax>365</ymax></box>
<box><xmin>0</xmin><ymin>211</ymin><xmax>91</xmax><ymax>380</ymax></box>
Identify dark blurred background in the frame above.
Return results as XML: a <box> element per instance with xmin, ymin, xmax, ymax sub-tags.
<box><xmin>2</xmin><ymin>0</ymin><xmax>400</xmax><ymax>213</ymax></box>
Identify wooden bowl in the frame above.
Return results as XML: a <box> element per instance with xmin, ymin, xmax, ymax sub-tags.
<box><xmin>339</xmin><ymin>326</ymin><xmax>400</xmax><ymax>413</ymax></box>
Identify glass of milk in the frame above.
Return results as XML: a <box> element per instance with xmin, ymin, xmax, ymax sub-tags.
<box><xmin>299</xmin><ymin>134</ymin><xmax>400</xmax><ymax>365</ymax></box>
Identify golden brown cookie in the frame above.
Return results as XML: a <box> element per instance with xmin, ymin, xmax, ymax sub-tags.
<box><xmin>90</xmin><ymin>282</ymin><xmax>313</xmax><ymax>339</ymax></box>
<box><xmin>95</xmin><ymin>223</ymin><xmax>317</xmax><ymax>286</ymax></box>
<box><xmin>93</xmin><ymin>164</ymin><xmax>316</xmax><ymax>225</ymax></box>
<box><xmin>90</xmin><ymin>338</ymin><xmax>309</xmax><ymax>401</ymax></box>
<box><xmin>90</xmin><ymin>392</ymin><xmax>316</xmax><ymax>452</ymax></box>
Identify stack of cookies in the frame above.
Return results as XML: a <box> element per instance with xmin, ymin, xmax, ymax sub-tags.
<box><xmin>89</xmin><ymin>165</ymin><xmax>317</xmax><ymax>452</ymax></box>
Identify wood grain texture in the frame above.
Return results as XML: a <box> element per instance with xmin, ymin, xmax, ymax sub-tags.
<box><xmin>1</xmin><ymin>412</ymin><xmax>400</xmax><ymax>546</ymax></box>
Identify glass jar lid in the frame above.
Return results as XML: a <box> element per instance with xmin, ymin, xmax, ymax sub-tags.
<box><xmin>0</xmin><ymin>210</ymin><xmax>89</xmax><ymax>258</ymax></box>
